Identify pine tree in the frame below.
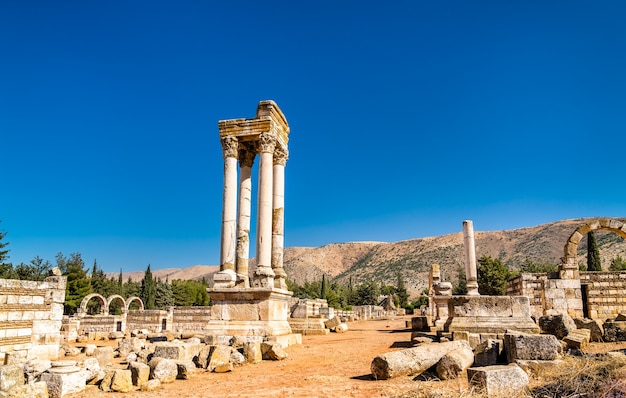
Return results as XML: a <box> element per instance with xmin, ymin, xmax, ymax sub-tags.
<box><xmin>0</xmin><ymin>220</ymin><xmax>13</xmax><ymax>278</ymax></box>
<box><xmin>587</xmin><ymin>231</ymin><xmax>602</xmax><ymax>271</ymax></box>
<box><xmin>395</xmin><ymin>272</ymin><xmax>409</xmax><ymax>308</ymax></box>
<box><xmin>57</xmin><ymin>252</ymin><xmax>91</xmax><ymax>315</ymax></box>
<box><xmin>140</xmin><ymin>264</ymin><xmax>157</xmax><ymax>310</ymax></box>
<box><xmin>477</xmin><ymin>256</ymin><xmax>513</xmax><ymax>296</ymax></box>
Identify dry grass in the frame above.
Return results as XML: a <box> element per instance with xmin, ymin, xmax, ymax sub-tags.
<box><xmin>390</xmin><ymin>354</ymin><xmax>626</xmax><ymax>398</ymax></box>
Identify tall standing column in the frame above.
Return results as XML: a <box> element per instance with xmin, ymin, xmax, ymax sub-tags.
<box><xmin>215</xmin><ymin>135</ymin><xmax>239</xmax><ymax>288</ymax></box>
<box><xmin>235</xmin><ymin>143</ymin><xmax>255</xmax><ymax>288</ymax></box>
<box><xmin>271</xmin><ymin>146</ymin><xmax>288</xmax><ymax>290</ymax></box>
<box><xmin>253</xmin><ymin>133</ymin><xmax>276</xmax><ymax>288</ymax></box>
<box><xmin>463</xmin><ymin>220</ymin><xmax>480</xmax><ymax>295</ymax></box>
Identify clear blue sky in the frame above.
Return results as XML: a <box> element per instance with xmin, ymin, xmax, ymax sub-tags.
<box><xmin>2</xmin><ymin>1</ymin><xmax>625</xmax><ymax>273</ymax></box>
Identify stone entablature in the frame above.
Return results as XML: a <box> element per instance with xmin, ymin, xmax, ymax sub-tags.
<box><xmin>0</xmin><ymin>274</ymin><xmax>66</xmax><ymax>362</ymax></box>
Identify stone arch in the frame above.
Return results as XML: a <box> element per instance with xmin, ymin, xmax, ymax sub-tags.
<box><xmin>79</xmin><ymin>293</ymin><xmax>107</xmax><ymax>316</ymax></box>
<box><xmin>125</xmin><ymin>296</ymin><xmax>144</xmax><ymax>311</ymax></box>
<box><xmin>106</xmin><ymin>295</ymin><xmax>127</xmax><ymax>314</ymax></box>
<box><xmin>563</xmin><ymin>218</ymin><xmax>626</xmax><ymax>259</ymax></box>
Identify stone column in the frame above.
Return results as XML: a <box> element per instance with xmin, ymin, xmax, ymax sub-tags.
<box><xmin>235</xmin><ymin>143</ymin><xmax>255</xmax><ymax>288</ymax></box>
<box><xmin>462</xmin><ymin>220</ymin><xmax>480</xmax><ymax>295</ymax></box>
<box><xmin>219</xmin><ymin>136</ymin><xmax>239</xmax><ymax>268</ymax></box>
<box><xmin>253</xmin><ymin>133</ymin><xmax>276</xmax><ymax>288</ymax></box>
<box><xmin>271</xmin><ymin>145</ymin><xmax>289</xmax><ymax>290</ymax></box>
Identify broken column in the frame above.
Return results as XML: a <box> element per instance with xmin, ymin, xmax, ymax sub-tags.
<box><xmin>462</xmin><ymin>220</ymin><xmax>480</xmax><ymax>296</ymax></box>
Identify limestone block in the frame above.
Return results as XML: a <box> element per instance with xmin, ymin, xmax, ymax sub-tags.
<box><xmin>82</xmin><ymin>357</ymin><xmax>101</xmax><ymax>385</ymax></box>
<box><xmin>7</xmin><ymin>380</ymin><xmax>49</xmax><ymax>398</ymax></box>
<box><xmin>603</xmin><ymin>320</ymin><xmax>626</xmax><ymax>342</ymax></box>
<box><xmin>23</xmin><ymin>359</ymin><xmax>52</xmax><ymax>383</ymax></box>
<box><xmin>261</xmin><ymin>342</ymin><xmax>287</xmax><ymax>361</ymax></box>
<box><xmin>214</xmin><ymin>362</ymin><xmax>233</xmax><ymax>373</ymax></box>
<box><xmin>538</xmin><ymin>313</ymin><xmax>576</xmax><ymax>339</ymax></box>
<box><xmin>230</xmin><ymin>349</ymin><xmax>245</xmax><ymax>366</ymax></box>
<box><xmin>83</xmin><ymin>344</ymin><xmax>96</xmax><ymax>356</ymax></box>
<box><xmin>128</xmin><ymin>361</ymin><xmax>149</xmax><ymax>387</ymax></box>
<box><xmin>140</xmin><ymin>378</ymin><xmax>161</xmax><ymax>391</ymax></box>
<box><xmin>473</xmin><ymin>339</ymin><xmax>502</xmax><ymax>367</ymax></box>
<box><xmin>41</xmin><ymin>369</ymin><xmax>85</xmax><ymax>398</ymax></box>
<box><xmin>59</xmin><ymin>343</ymin><xmax>80</xmax><ymax>357</ymax></box>
<box><xmin>504</xmin><ymin>333</ymin><xmax>561</xmax><ymax>362</ymax></box>
<box><xmin>435</xmin><ymin>345</ymin><xmax>474</xmax><ymax>380</ymax></box>
<box><xmin>207</xmin><ymin>345</ymin><xmax>233</xmax><ymax>371</ymax></box>
<box><xmin>334</xmin><ymin>323</ymin><xmax>348</xmax><ymax>333</ymax></box>
<box><xmin>324</xmin><ymin>316</ymin><xmax>341</xmax><ymax>329</ymax></box>
<box><xmin>562</xmin><ymin>329</ymin><xmax>590</xmax><ymax>349</ymax></box>
<box><xmin>243</xmin><ymin>341</ymin><xmax>262</xmax><ymax>364</ymax></box>
<box><xmin>110</xmin><ymin>369</ymin><xmax>132</xmax><ymax>393</ymax></box>
<box><xmin>370</xmin><ymin>340</ymin><xmax>470</xmax><ymax>380</ymax></box>
<box><xmin>176</xmin><ymin>361</ymin><xmax>197</xmax><ymax>379</ymax></box>
<box><xmin>148</xmin><ymin>357</ymin><xmax>177</xmax><ymax>383</ymax></box>
<box><xmin>153</xmin><ymin>343</ymin><xmax>202</xmax><ymax>362</ymax></box>
<box><xmin>0</xmin><ymin>365</ymin><xmax>24</xmax><ymax>392</ymax></box>
<box><xmin>93</xmin><ymin>346</ymin><xmax>113</xmax><ymax>367</ymax></box>
<box><xmin>516</xmin><ymin>359</ymin><xmax>564</xmax><ymax>376</ymax></box>
<box><xmin>195</xmin><ymin>346</ymin><xmax>211</xmax><ymax>369</ymax></box>
<box><xmin>467</xmin><ymin>365</ymin><xmax>529</xmax><ymax>396</ymax></box>
<box><xmin>99</xmin><ymin>369</ymin><xmax>115</xmax><ymax>392</ymax></box>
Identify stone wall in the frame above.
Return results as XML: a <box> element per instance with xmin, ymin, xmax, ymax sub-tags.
<box><xmin>0</xmin><ymin>275</ymin><xmax>66</xmax><ymax>362</ymax></box>
<box><xmin>171</xmin><ymin>306</ymin><xmax>212</xmax><ymax>332</ymax></box>
<box><xmin>126</xmin><ymin>309</ymin><xmax>171</xmax><ymax>333</ymax></box>
<box><xmin>580</xmin><ymin>271</ymin><xmax>626</xmax><ymax>320</ymax></box>
<box><xmin>78</xmin><ymin>315</ymin><xmax>123</xmax><ymax>333</ymax></box>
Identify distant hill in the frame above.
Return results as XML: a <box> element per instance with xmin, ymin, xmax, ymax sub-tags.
<box><xmin>113</xmin><ymin>218</ymin><xmax>626</xmax><ymax>297</ymax></box>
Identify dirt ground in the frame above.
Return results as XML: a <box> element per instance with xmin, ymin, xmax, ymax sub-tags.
<box><xmin>66</xmin><ymin>316</ymin><xmax>626</xmax><ymax>398</ymax></box>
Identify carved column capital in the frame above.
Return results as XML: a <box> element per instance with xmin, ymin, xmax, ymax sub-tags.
<box><xmin>238</xmin><ymin>142</ymin><xmax>257</xmax><ymax>168</ymax></box>
<box><xmin>257</xmin><ymin>133</ymin><xmax>276</xmax><ymax>154</ymax></box>
<box><xmin>273</xmin><ymin>145</ymin><xmax>289</xmax><ymax>166</ymax></box>
<box><xmin>220</xmin><ymin>135</ymin><xmax>239</xmax><ymax>159</ymax></box>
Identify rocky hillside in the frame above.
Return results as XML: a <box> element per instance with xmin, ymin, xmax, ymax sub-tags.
<box><xmin>117</xmin><ymin>218</ymin><xmax>626</xmax><ymax>297</ymax></box>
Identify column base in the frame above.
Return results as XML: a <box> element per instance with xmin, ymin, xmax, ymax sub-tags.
<box><xmin>213</xmin><ymin>269</ymin><xmax>237</xmax><ymax>288</ymax></box>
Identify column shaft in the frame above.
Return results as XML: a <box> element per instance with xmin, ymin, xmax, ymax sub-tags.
<box><xmin>271</xmin><ymin>161</ymin><xmax>287</xmax><ymax>289</ymax></box>
<box><xmin>254</xmin><ymin>147</ymin><xmax>275</xmax><ymax>287</ymax></box>
<box><xmin>220</xmin><ymin>156</ymin><xmax>238</xmax><ymax>271</ymax></box>
<box><xmin>463</xmin><ymin>220</ymin><xmax>480</xmax><ymax>295</ymax></box>
<box><xmin>236</xmin><ymin>164</ymin><xmax>253</xmax><ymax>287</ymax></box>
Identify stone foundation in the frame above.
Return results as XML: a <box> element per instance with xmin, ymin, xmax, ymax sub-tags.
<box><xmin>443</xmin><ymin>296</ymin><xmax>539</xmax><ymax>334</ymax></box>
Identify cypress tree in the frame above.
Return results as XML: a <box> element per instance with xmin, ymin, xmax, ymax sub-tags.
<box><xmin>320</xmin><ymin>274</ymin><xmax>326</xmax><ymax>299</ymax></box>
<box><xmin>587</xmin><ymin>231</ymin><xmax>602</xmax><ymax>271</ymax></box>
<box><xmin>140</xmin><ymin>264</ymin><xmax>157</xmax><ymax>309</ymax></box>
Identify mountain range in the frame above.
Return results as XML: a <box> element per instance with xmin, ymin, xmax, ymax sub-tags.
<box><xmin>113</xmin><ymin>217</ymin><xmax>626</xmax><ymax>297</ymax></box>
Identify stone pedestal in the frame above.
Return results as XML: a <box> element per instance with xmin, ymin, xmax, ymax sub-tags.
<box><xmin>443</xmin><ymin>296</ymin><xmax>540</xmax><ymax>334</ymax></box>
<box><xmin>206</xmin><ymin>288</ymin><xmax>298</xmax><ymax>345</ymax></box>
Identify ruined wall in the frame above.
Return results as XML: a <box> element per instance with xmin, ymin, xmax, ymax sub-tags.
<box><xmin>508</xmin><ymin>272</ymin><xmax>587</xmax><ymax>320</ymax></box>
<box><xmin>171</xmin><ymin>306</ymin><xmax>211</xmax><ymax>331</ymax></box>
<box><xmin>0</xmin><ymin>275</ymin><xmax>66</xmax><ymax>362</ymax></box>
<box><xmin>78</xmin><ymin>315</ymin><xmax>122</xmax><ymax>333</ymax></box>
<box><xmin>580</xmin><ymin>271</ymin><xmax>626</xmax><ymax>320</ymax></box>
<box><xmin>126</xmin><ymin>309</ymin><xmax>171</xmax><ymax>333</ymax></box>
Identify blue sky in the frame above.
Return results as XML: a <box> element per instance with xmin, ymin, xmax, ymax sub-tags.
<box><xmin>2</xmin><ymin>1</ymin><xmax>625</xmax><ymax>273</ymax></box>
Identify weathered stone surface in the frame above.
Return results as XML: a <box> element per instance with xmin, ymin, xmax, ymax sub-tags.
<box><xmin>117</xmin><ymin>337</ymin><xmax>145</xmax><ymax>357</ymax></box>
<box><xmin>148</xmin><ymin>357</ymin><xmax>178</xmax><ymax>383</ymax></box>
<box><xmin>435</xmin><ymin>345</ymin><xmax>474</xmax><ymax>380</ymax></box>
<box><xmin>615</xmin><ymin>314</ymin><xmax>626</xmax><ymax>321</ymax></box>
<box><xmin>370</xmin><ymin>340</ymin><xmax>470</xmax><ymax>380</ymax></box>
<box><xmin>41</xmin><ymin>368</ymin><xmax>85</xmax><ymax>398</ymax></box>
<box><xmin>324</xmin><ymin>316</ymin><xmax>341</xmax><ymax>329</ymax></box>
<box><xmin>195</xmin><ymin>346</ymin><xmax>211</xmax><ymax>369</ymax></box>
<box><xmin>504</xmin><ymin>333</ymin><xmax>561</xmax><ymax>362</ymax></box>
<box><xmin>176</xmin><ymin>361</ymin><xmax>197</xmax><ymax>379</ymax></box>
<box><xmin>93</xmin><ymin>346</ymin><xmax>114</xmax><ymax>367</ymax></box>
<box><xmin>538</xmin><ymin>313</ymin><xmax>576</xmax><ymax>339</ymax></box>
<box><xmin>110</xmin><ymin>369</ymin><xmax>133</xmax><ymax>393</ymax></box>
<box><xmin>230</xmin><ymin>349</ymin><xmax>245</xmax><ymax>366</ymax></box>
<box><xmin>207</xmin><ymin>345</ymin><xmax>232</xmax><ymax>371</ymax></box>
<box><xmin>261</xmin><ymin>342</ymin><xmax>287</xmax><ymax>361</ymax></box>
<box><xmin>0</xmin><ymin>365</ymin><xmax>24</xmax><ymax>392</ymax></box>
<box><xmin>243</xmin><ymin>341</ymin><xmax>262</xmax><ymax>364</ymax></box>
<box><xmin>99</xmin><ymin>370</ymin><xmax>115</xmax><ymax>392</ymax></box>
<box><xmin>467</xmin><ymin>365</ymin><xmax>529</xmax><ymax>396</ymax></box>
<box><xmin>603</xmin><ymin>320</ymin><xmax>626</xmax><ymax>342</ymax></box>
<box><xmin>23</xmin><ymin>359</ymin><xmax>52</xmax><ymax>383</ymax></box>
<box><xmin>7</xmin><ymin>380</ymin><xmax>49</xmax><ymax>398</ymax></box>
<box><xmin>473</xmin><ymin>339</ymin><xmax>502</xmax><ymax>367</ymax></box>
<box><xmin>140</xmin><ymin>378</ymin><xmax>161</xmax><ymax>391</ymax></box>
<box><xmin>410</xmin><ymin>316</ymin><xmax>431</xmax><ymax>331</ymax></box>
<box><xmin>60</xmin><ymin>343</ymin><xmax>81</xmax><ymax>357</ymax></box>
<box><xmin>128</xmin><ymin>361</ymin><xmax>150</xmax><ymax>387</ymax></box>
<box><xmin>153</xmin><ymin>342</ymin><xmax>202</xmax><ymax>362</ymax></box>
<box><xmin>574</xmin><ymin>318</ymin><xmax>604</xmax><ymax>342</ymax></box>
<box><xmin>83</xmin><ymin>344</ymin><xmax>97</xmax><ymax>356</ymax></box>
<box><xmin>82</xmin><ymin>357</ymin><xmax>101</xmax><ymax>385</ymax></box>
<box><xmin>334</xmin><ymin>323</ymin><xmax>348</xmax><ymax>333</ymax></box>
<box><xmin>563</xmin><ymin>329</ymin><xmax>591</xmax><ymax>349</ymax></box>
